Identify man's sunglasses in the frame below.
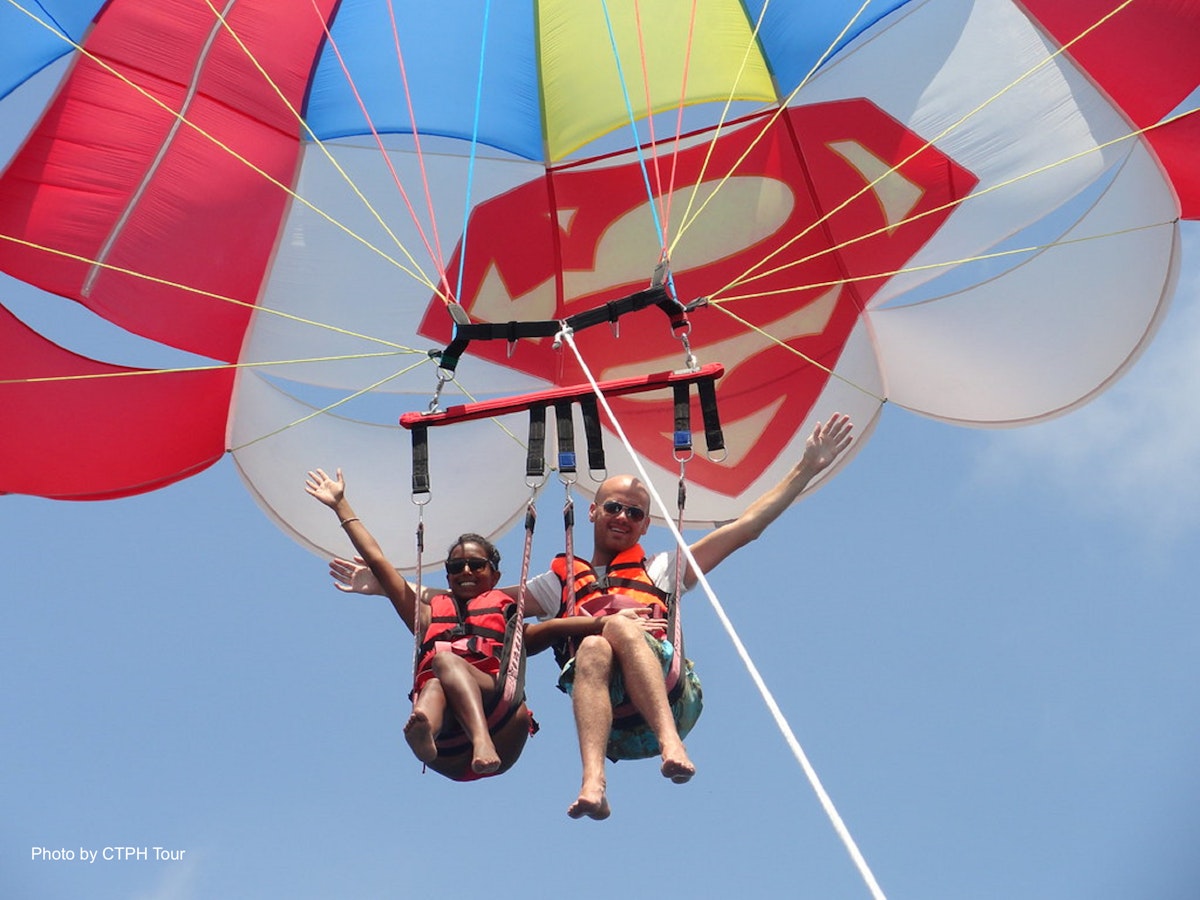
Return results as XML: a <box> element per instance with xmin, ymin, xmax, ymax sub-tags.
<box><xmin>445</xmin><ymin>557</ymin><xmax>492</xmax><ymax>575</ymax></box>
<box><xmin>600</xmin><ymin>499</ymin><xmax>646</xmax><ymax>522</ymax></box>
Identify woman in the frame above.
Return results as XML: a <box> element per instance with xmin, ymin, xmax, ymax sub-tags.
<box><xmin>305</xmin><ymin>468</ymin><xmax>534</xmax><ymax>781</ymax></box>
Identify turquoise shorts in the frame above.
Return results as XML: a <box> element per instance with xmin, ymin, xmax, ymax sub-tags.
<box><xmin>557</xmin><ymin>633</ymin><xmax>703</xmax><ymax>761</ymax></box>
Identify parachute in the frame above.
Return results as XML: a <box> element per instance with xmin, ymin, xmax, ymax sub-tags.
<box><xmin>0</xmin><ymin>1</ymin><xmax>1197</xmax><ymax>568</ymax></box>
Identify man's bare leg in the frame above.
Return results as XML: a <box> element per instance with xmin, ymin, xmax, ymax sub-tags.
<box><xmin>601</xmin><ymin>616</ymin><xmax>695</xmax><ymax>784</ymax></box>
<box><xmin>567</xmin><ymin>635</ymin><xmax>614</xmax><ymax>820</ymax></box>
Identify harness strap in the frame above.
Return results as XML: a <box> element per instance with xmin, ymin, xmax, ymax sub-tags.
<box><xmin>554</xmin><ymin>400</ymin><xmax>576</xmax><ymax>476</ymax></box>
<box><xmin>526</xmin><ymin>404</ymin><xmax>547</xmax><ymax>481</ymax></box>
<box><xmin>579</xmin><ymin>395</ymin><xmax>606</xmax><ymax>475</ymax></box>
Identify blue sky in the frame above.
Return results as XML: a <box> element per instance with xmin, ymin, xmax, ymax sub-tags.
<box><xmin>5</xmin><ymin>220</ymin><xmax>1199</xmax><ymax>900</ymax></box>
<box><xmin>3</xmin><ymin>16</ymin><xmax>1200</xmax><ymax>898</ymax></box>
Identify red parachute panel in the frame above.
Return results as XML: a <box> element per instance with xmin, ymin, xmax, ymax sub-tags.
<box><xmin>0</xmin><ymin>303</ymin><xmax>232</xmax><ymax>499</ymax></box>
<box><xmin>0</xmin><ymin>0</ymin><xmax>338</xmax><ymax>363</ymax></box>
<box><xmin>1022</xmin><ymin>0</ymin><xmax>1200</xmax><ymax>218</ymax></box>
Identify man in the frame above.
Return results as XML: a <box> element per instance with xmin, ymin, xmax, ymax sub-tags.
<box><xmin>521</xmin><ymin>413</ymin><xmax>853</xmax><ymax>819</ymax></box>
<box><xmin>328</xmin><ymin>414</ymin><xmax>853</xmax><ymax>819</ymax></box>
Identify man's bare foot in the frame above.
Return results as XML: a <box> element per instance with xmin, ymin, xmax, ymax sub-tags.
<box><xmin>403</xmin><ymin>711</ymin><xmax>438</xmax><ymax>764</ymax></box>
<box><xmin>567</xmin><ymin>786</ymin><xmax>611</xmax><ymax>820</ymax></box>
<box><xmin>660</xmin><ymin>742</ymin><xmax>695</xmax><ymax>784</ymax></box>
<box><xmin>471</xmin><ymin>742</ymin><xmax>501</xmax><ymax>775</ymax></box>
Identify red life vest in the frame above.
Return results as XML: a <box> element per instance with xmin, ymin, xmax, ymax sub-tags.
<box><xmin>415</xmin><ymin>589</ymin><xmax>513</xmax><ymax>687</ymax></box>
<box><xmin>549</xmin><ymin>545</ymin><xmax>672</xmax><ymax>667</ymax></box>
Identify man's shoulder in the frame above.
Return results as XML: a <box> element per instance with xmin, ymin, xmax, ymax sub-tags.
<box><xmin>523</xmin><ymin>570</ymin><xmax>560</xmax><ymax>618</ymax></box>
<box><xmin>642</xmin><ymin>549</ymin><xmax>676</xmax><ymax>588</ymax></box>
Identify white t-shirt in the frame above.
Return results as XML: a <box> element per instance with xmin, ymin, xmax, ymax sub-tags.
<box><xmin>521</xmin><ymin>550</ymin><xmax>680</xmax><ymax>620</ymax></box>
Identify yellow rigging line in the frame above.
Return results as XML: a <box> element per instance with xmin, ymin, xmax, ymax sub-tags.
<box><xmin>704</xmin><ymin>0</ymin><xmax>1140</xmax><ymax>302</ymax></box>
<box><xmin>0</xmin><ymin>351</ymin><xmax>414</xmax><ymax>387</ymax></box>
<box><xmin>229</xmin><ymin>357</ymin><xmax>430</xmax><ymax>451</ymax></box>
<box><xmin>0</xmin><ymin>0</ymin><xmax>486</xmax><ymax>447</ymax></box>
<box><xmin>716</xmin><ymin>220</ymin><xmax>1179</xmax><ymax>306</ymax></box>
<box><xmin>205</xmin><ymin>0</ymin><xmax>448</xmax><ymax>300</ymax></box>
<box><xmin>706</xmin><ymin>217</ymin><xmax>1176</xmax><ymax>408</ymax></box>
<box><xmin>606</xmin><ymin>0</ymin><xmax>1188</xmax><ymax>410</ymax></box>
<box><xmin>0</xmin><ymin>232</ymin><xmax>420</xmax><ymax>354</ymax></box>
<box><xmin>668</xmin><ymin>0</ymin><xmax>875</xmax><ymax>255</ymax></box>
<box><xmin>712</xmin><ymin>110</ymin><xmax>1193</xmax><ymax>301</ymax></box>
<box><xmin>3</xmin><ymin>0</ymin><xmax>443</xmax><ymax>296</ymax></box>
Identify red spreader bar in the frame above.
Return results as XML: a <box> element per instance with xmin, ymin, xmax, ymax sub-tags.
<box><xmin>400</xmin><ymin>363</ymin><xmax>724</xmax><ymax>429</ymax></box>
<box><xmin>400</xmin><ymin>364</ymin><xmax>725</xmax><ymax>496</ymax></box>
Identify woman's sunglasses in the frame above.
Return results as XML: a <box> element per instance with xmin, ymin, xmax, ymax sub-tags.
<box><xmin>445</xmin><ymin>557</ymin><xmax>492</xmax><ymax>575</ymax></box>
<box><xmin>600</xmin><ymin>499</ymin><xmax>646</xmax><ymax>522</ymax></box>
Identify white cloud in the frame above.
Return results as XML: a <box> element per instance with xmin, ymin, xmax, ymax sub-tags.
<box><xmin>976</xmin><ymin>222</ymin><xmax>1200</xmax><ymax>539</ymax></box>
<box><xmin>132</xmin><ymin>853</ymin><xmax>202</xmax><ymax>900</ymax></box>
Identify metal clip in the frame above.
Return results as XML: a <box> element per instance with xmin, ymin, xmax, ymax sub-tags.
<box><xmin>678</xmin><ymin>332</ymin><xmax>699</xmax><ymax>372</ymax></box>
<box><xmin>427</xmin><ymin>366</ymin><xmax>454</xmax><ymax>414</ymax></box>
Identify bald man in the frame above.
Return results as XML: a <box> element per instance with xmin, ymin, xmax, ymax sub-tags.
<box><xmin>522</xmin><ymin>414</ymin><xmax>853</xmax><ymax>820</ymax></box>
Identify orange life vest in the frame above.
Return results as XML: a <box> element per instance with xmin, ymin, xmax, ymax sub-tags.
<box><xmin>415</xmin><ymin>589</ymin><xmax>513</xmax><ymax>686</ymax></box>
<box><xmin>549</xmin><ymin>545</ymin><xmax>672</xmax><ymax>667</ymax></box>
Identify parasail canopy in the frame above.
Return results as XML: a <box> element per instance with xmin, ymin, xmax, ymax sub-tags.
<box><xmin>0</xmin><ymin>0</ymin><xmax>1197</xmax><ymax>565</ymax></box>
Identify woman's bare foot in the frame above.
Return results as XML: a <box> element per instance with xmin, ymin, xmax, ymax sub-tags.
<box><xmin>404</xmin><ymin>711</ymin><xmax>438</xmax><ymax>764</ymax></box>
<box><xmin>471</xmin><ymin>740</ymin><xmax>501</xmax><ymax>775</ymax></box>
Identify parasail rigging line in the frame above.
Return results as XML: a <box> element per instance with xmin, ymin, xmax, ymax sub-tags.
<box><xmin>452</xmin><ymin>0</ymin><xmax>493</xmax><ymax>309</ymax></box>
<box><xmin>230</xmin><ymin>357</ymin><xmax>430</xmax><ymax>453</ymax></box>
<box><xmin>613</xmin><ymin>0</ymin><xmax>701</xmax><ymax>248</ymax></box>
<box><xmin>713</xmin><ymin>116</ymin><xmax>1182</xmax><ymax>302</ymax></box>
<box><xmin>714</xmin><ymin>219</ymin><xmax>1179</xmax><ymax>307</ymax></box>
<box><xmin>294</xmin><ymin>0</ymin><xmax>450</xmax><ymax>300</ymax></box>
<box><xmin>708</xmin><ymin>0</ymin><xmax>1141</xmax><ymax>301</ymax></box>
<box><xmin>0</xmin><ymin>351</ymin><xmax>415</xmax><ymax>388</ymax></box>
<box><xmin>598</xmin><ymin>0</ymin><xmax>669</xmax><ymax>253</ymax></box>
<box><xmin>202</xmin><ymin>0</ymin><xmax>457</xmax><ymax>299</ymax></box>
<box><xmin>381</xmin><ymin>0</ymin><xmax>451</xmax><ymax>294</ymax></box>
<box><xmin>216</xmin><ymin>0</ymin><xmax>461</xmax><ymax>301</ymax></box>
<box><xmin>667</xmin><ymin>0</ymin><xmax>775</xmax><ymax>253</ymax></box>
<box><xmin>710</xmin><ymin>301</ymin><xmax>886</xmax><ymax>406</ymax></box>
<box><xmin>0</xmin><ymin>232</ymin><xmax>422</xmax><ymax>354</ymax></box>
<box><xmin>638</xmin><ymin>0</ymin><xmax>701</xmax><ymax>247</ymax></box>
<box><xmin>669</xmin><ymin>0</ymin><xmax>875</xmax><ymax>254</ymax></box>
<box><xmin>558</xmin><ymin>328</ymin><xmax>888</xmax><ymax>900</ymax></box>
<box><xmin>3</xmin><ymin>0</ymin><xmax>445</xmax><ymax>299</ymax></box>
<box><xmin>80</xmin><ymin>0</ymin><xmax>233</xmax><ymax>299</ymax></box>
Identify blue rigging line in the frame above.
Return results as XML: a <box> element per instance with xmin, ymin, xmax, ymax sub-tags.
<box><xmin>454</xmin><ymin>0</ymin><xmax>493</xmax><ymax>305</ymax></box>
<box><xmin>599</xmin><ymin>0</ymin><xmax>667</xmax><ymax>252</ymax></box>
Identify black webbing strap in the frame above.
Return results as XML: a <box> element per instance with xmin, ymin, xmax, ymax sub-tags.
<box><xmin>561</xmin><ymin>285</ymin><xmax>681</xmax><ymax>333</ymax></box>
<box><xmin>696</xmin><ymin>376</ymin><xmax>726</xmax><ymax>455</ymax></box>
<box><xmin>554</xmin><ymin>401</ymin><xmax>576</xmax><ymax>476</ymax></box>
<box><xmin>410</xmin><ymin>425</ymin><xmax>430</xmax><ymax>495</ymax></box>
<box><xmin>433</xmin><ymin>285</ymin><xmax>687</xmax><ymax>374</ymax></box>
<box><xmin>672</xmin><ymin>382</ymin><xmax>693</xmax><ymax>455</ymax></box>
<box><xmin>526</xmin><ymin>404</ymin><xmax>547</xmax><ymax>481</ymax></box>
<box><xmin>579</xmin><ymin>395</ymin><xmax>606</xmax><ymax>474</ymax></box>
